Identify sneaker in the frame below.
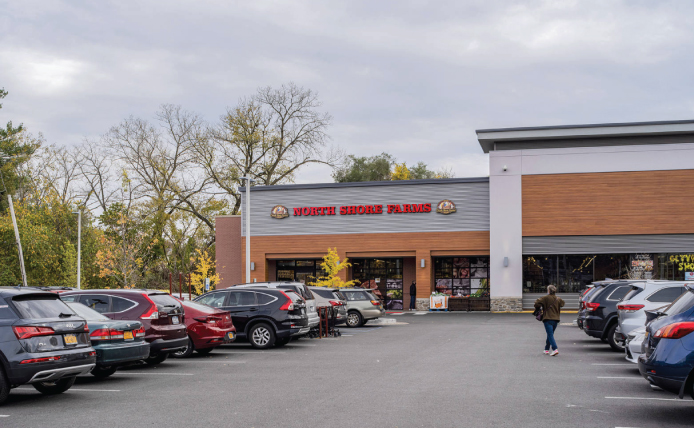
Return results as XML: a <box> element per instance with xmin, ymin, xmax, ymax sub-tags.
<box><xmin>550</xmin><ymin>350</ymin><xmax>559</xmax><ymax>356</ymax></box>
<box><xmin>543</xmin><ymin>350</ymin><xmax>550</xmax><ymax>355</ymax></box>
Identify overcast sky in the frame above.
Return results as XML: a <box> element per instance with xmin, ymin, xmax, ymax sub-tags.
<box><xmin>1</xmin><ymin>0</ymin><xmax>693</xmax><ymax>182</ymax></box>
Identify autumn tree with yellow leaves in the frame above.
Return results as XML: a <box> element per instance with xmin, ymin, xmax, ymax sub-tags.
<box><xmin>189</xmin><ymin>249</ymin><xmax>221</xmax><ymax>295</ymax></box>
<box><xmin>310</xmin><ymin>248</ymin><xmax>357</xmax><ymax>288</ymax></box>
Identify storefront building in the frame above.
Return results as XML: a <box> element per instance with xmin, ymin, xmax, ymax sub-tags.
<box><xmin>216</xmin><ymin>120</ymin><xmax>694</xmax><ymax>311</ymax></box>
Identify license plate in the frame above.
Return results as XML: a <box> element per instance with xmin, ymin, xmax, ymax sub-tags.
<box><xmin>64</xmin><ymin>334</ymin><xmax>77</xmax><ymax>345</ymax></box>
<box><xmin>124</xmin><ymin>331</ymin><xmax>134</xmax><ymax>340</ymax></box>
<box><xmin>171</xmin><ymin>316</ymin><xmax>180</xmax><ymax>325</ymax></box>
<box><xmin>226</xmin><ymin>332</ymin><xmax>234</xmax><ymax>340</ymax></box>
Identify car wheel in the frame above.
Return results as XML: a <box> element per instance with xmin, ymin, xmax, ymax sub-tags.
<box><xmin>249</xmin><ymin>323</ymin><xmax>275</xmax><ymax>349</ymax></box>
<box><xmin>144</xmin><ymin>352</ymin><xmax>169</xmax><ymax>365</ymax></box>
<box><xmin>0</xmin><ymin>368</ymin><xmax>9</xmax><ymax>405</ymax></box>
<box><xmin>171</xmin><ymin>338</ymin><xmax>195</xmax><ymax>358</ymax></box>
<box><xmin>196</xmin><ymin>347</ymin><xmax>214</xmax><ymax>356</ymax></box>
<box><xmin>346</xmin><ymin>311</ymin><xmax>363</xmax><ymax>328</ymax></box>
<box><xmin>33</xmin><ymin>376</ymin><xmax>76</xmax><ymax>395</ymax></box>
<box><xmin>91</xmin><ymin>366</ymin><xmax>118</xmax><ymax>379</ymax></box>
<box><xmin>606</xmin><ymin>324</ymin><xmax>625</xmax><ymax>352</ymax></box>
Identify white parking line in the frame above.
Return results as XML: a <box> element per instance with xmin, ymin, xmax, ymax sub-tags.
<box><xmin>597</xmin><ymin>377</ymin><xmax>643</xmax><ymax>380</ymax></box>
<box><xmin>0</xmin><ymin>415</ymin><xmax>8</xmax><ymax>417</ymax></box>
<box><xmin>591</xmin><ymin>363</ymin><xmax>634</xmax><ymax>366</ymax></box>
<box><xmin>69</xmin><ymin>389</ymin><xmax>121</xmax><ymax>392</ymax></box>
<box><xmin>114</xmin><ymin>372</ymin><xmax>193</xmax><ymax>376</ymax></box>
<box><xmin>288</xmin><ymin>344</ymin><xmax>317</xmax><ymax>347</ymax></box>
<box><xmin>341</xmin><ymin>334</ymin><xmax>353</xmax><ymax>336</ymax></box>
<box><xmin>214</xmin><ymin>351</ymin><xmax>287</xmax><ymax>354</ymax></box>
<box><xmin>605</xmin><ymin>396</ymin><xmax>691</xmax><ymax>402</ymax></box>
<box><xmin>176</xmin><ymin>360</ymin><xmax>247</xmax><ymax>364</ymax></box>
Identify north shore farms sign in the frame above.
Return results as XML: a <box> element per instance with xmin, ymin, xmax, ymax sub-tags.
<box><xmin>270</xmin><ymin>201</ymin><xmax>456</xmax><ymax>218</ymax></box>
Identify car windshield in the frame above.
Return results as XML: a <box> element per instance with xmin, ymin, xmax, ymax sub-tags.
<box><xmin>664</xmin><ymin>289</ymin><xmax>694</xmax><ymax>315</ymax></box>
<box><xmin>12</xmin><ymin>295</ymin><xmax>75</xmax><ymax>319</ymax></box>
<box><xmin>67</xmin><ymin>302</ymin><xmax>109</xmax><ymax>321</ymax></box>
<box><xmin>310</xmin><ymin>288</ymin><xmax>334</xmax><ymax>299</ymax></box>
<box><xmin>184</xmin><ymin>300</ymin><xmax>218</xmax><ymax>313</ymax></box>
<box><xmin>343</xmin><ymin>291</ymin><xmax>369</xmax><ymax>301</ymax></box>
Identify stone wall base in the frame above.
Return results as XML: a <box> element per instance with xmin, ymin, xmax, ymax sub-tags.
<box><xmin>415</xmin><ymin>298</ymin><xmax>430</xmax><ymax>311</ymax></box>
<box><xmin>490</xmin><ymin>297</ymin><xmax>523</xmax><ymax>312</ymax></box>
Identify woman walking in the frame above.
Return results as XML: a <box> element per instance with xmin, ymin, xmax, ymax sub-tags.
<box><xmin>534</xmin><ymin>285</ymin><xmax>565</xmax><ymax>356</ymax></box>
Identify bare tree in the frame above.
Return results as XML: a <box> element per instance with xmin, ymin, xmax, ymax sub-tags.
<box><xmin>76</xmin><ymin>140</ymin><xmax>120</xmax><ymax>213</ymax></box>
<box><xmin>194</xmin><ymin>82</ymin><xmax>338</xmax><ymax>214</ymax></box>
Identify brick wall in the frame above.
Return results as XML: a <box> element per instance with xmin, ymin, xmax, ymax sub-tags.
<box><xmin>215</xmin><ymin>216</ymin><xmax>242</xmax><ymax>288</ymax></box>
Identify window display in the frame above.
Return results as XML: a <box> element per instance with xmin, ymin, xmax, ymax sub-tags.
<box><xmin>435</xmin><ymin>257</ymin><xmax>489</xmax><ymax>298</ymax></box>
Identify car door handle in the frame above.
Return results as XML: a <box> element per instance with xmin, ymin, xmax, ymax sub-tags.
<box><xmin>249</xmin><ymin>308</ymin><xmax>258</xmax><ymax>312</ymax></box>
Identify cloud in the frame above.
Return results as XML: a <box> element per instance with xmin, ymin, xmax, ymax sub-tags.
<box><xmin>1</xmin><ymin>0</ymin><xmax>693</xmax><ymax>182</ymax></box>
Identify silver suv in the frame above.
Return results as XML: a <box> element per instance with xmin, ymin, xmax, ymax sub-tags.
<box><xmin>340</xmin><ymin>288</ymin><xmax>385</xmax><ymax>327</ymax></box>
<box><xmin>617</xmin><ymin>280</ymin><xmax>689</xmax><ymax>339</ymax></box>
<box><xmin>308</xmin><ymin>286</ymin><xmax>347</xmax><ymax>325</ymax></box>
<box><xmin>234</xmin><ymin>282</ymin><xmax>319</xmax><ymax>329</ymax></box>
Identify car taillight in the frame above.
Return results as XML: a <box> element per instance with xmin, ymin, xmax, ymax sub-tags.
<box><xmin>20</xmin><ymin>356</ymin><xmax>61</xmax><ymax>364</ymax></box>
<box><xmin>580</xmin><ymin>302</ymin><xmax>585</xmax><ymax>310</ymax></box>
<box><xmin>370</xmin><ymin>300</ymin><xmax>380</xmax><ymax>306</ymax></box>
<box><xmin>140</xmin><ymin>294</ymin><xmax>160</xmax><ymax>319</ymax></box>
<box><xmin>195</xmin><ymin>316</ymin><xmax>222</xmax><ymax>324</ymax></box>
<box><xmin>13</xmin><ymin>326</ymin><xmax>55</xmax><ymax>340</ymax></box>
<box><xmin>90</xmin><ymin>328</ymin><xmax>124</xmax><ymax>340</ymax></box>
<box><xmin>654</xmin><ymin>322</ymin><xmax>694</xmax><ymax>339</ymax></box>
<box><xmin>329</xmin><ymin>300</ymin><xmax>343</xmax><ymax>306</ymax></box>
<box><xmin>617</xmin><ymin>304</ymin><xmax>645</xmax><ymax>312</ymax></box>
<box><xmin>585</xmin><ymin>302</ymin><xmax>600</xmax><ymax>312</ymax></box>
<box><xmin>134</xmin><ymin>326</ymin><xmax>146</xmax><ymax>338</ymax></box>
<box><xmin>279</xmin><ymin>291</ymin><xmax>294</xmax><ymax>311</ymax></box>
<box><xmin>84</xmin><ymin>323</ymin><xmax>89</xmax><ymax>332</ymax></box>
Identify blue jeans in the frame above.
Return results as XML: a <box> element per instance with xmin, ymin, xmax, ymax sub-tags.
<box><xmin>410</xmin><ymin>295</ymin><xmax>416</xmax><ymax>310</ymax></box>
<box><xmin>544</xmin><ymin>320</ymin><xmax>559</xmax><ymax>351</ymax></box>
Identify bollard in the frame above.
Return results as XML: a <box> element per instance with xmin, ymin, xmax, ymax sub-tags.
<box><xmin>188</xmin><ymin>273</ymin><xmax>191</xmax><ymax>300</ymax></box>
<box><xmin>169</xmin><ymin>273</ymin><xmax>172</xmax><ymax>295</ymax></box>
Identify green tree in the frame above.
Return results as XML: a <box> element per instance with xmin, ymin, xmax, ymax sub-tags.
<box><xmin>332</xmin><ymin>153</ymin><xmax>394</xmax><ymax>182</ymax></box>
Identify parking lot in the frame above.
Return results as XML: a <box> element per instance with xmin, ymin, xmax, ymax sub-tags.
<box><xmin>2</xmin><ymin>313</ymin><xmax>693</xmax><ymax>428</ymax></box>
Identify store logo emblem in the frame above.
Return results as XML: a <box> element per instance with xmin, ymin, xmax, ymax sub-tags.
<box><xmin>270</xmin><ymin>205</ymin><xmax>289</xmax><ymax>219</ymax></box>
<box><xmin>436</xmin><ymin>199</ymin><xmax>456</xmax><ymax>215</ymax></box>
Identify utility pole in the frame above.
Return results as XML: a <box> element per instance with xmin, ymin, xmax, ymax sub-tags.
<box><xmin>8</xmin><ymin>195</ymin><xmax>27</xmax><ymax>287</ymax></box>
<box><xmin>73</xmin><ymin>210</ymin><xmax>82</xmax><ymax>289</ymax></box>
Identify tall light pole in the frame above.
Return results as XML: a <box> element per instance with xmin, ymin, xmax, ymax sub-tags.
<box><xmin>0</xmin><ymin>155</ymin><xmax>27</xmax><ymax>287</ymax></box>
<box><xmin>72</xmin><ymin>210</ymin><xmax>82</xmax><ymax>289</ymax></box>
<box><xmin>240</xmin><ymin>176</ymin><xmax>255</xmax><ymax>283</ymax></box>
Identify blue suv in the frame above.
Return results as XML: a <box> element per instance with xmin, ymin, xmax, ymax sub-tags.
<box><xmin>638</xmin><ymin>285</ymin><xmax>694</xmax><ymax>399</ymax></box>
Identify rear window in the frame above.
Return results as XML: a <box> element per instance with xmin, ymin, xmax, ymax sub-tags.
<box><xmin>256</xmin><ymin>292</ymin><xmax>277</xmax><ymax>305</ymax></box>
<box><xmin>664</xmin><ymin>290</ymin><xmax>694</xmax><ymax>315</ymax></box>
<box><xmin>279</xmin><ymin>285</ymin><xmax>313</xmax><ymax>300</ymax></box>
<box><xmin>149</xmin><ymin>294</ymin><xmax>181</xmax><ymax>307</ymax></box>
<box><xmin>0</xmin><ymin>297</ymin><xmax>17</xmax><ymax>319</ymax></box>
<box><xmin>284</xmin><ymin>291</ymin><xmax>304</xmax><ymax>302</ymax></box>
<box><xmin>12</xmin><ymin>295</ymin><xmax>74</xmax><ymax>319</ymax></box>
<box><xmin>67</xmin><ymin>302</ymin><xmax>109</xmax><ymax>321</ymax></box>
<box><xmin>195</xmin><ymin>292</ymin><xmax>227</xmax><ymax>308</ymax></box>
<box><xmin>334</xmin><ymin>291</ymin><xmax>346</xmax><ymax>300</ymax></box>
<box><xmin>606</xmin><ymin>286</ymin><xmax>630</xmax><ymax>301</ymax></box>
<box><xmin>310</xmin><ymin>288</ymin><xmax>334</xmax><ymax>299</ymax></box>
<box><xmin>622</xmin><ymin>287</ymin><xmax>643</xmax><ymax>302</ymax></box>
<box><xmin>184</xmin><ymin>300</ymin><xmax>219</xmax><ymax>312</ymax></box>
<box><xmin>647</xmin><ymin>287</ymin><xmax>686</xmax><ymax>303</ymax></box>
<box><xmin>343</xmin><ymin>291</ymin><xmax>370</xmax><ymax>301</ymax></box>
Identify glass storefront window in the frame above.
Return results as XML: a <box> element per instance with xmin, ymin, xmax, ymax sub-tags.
<box><xmin>274</xmin><ymin>259</ymin><xmax>319</xmax><ymax>283</ymax></box>
<box><xmin>523</xmin><ymin>253</ymin><xmax>694</xmax><ymax>293</ymax></box>
<box><xmin>435</xmin><ymin>257</ymin><xmax>489</xmax><ymax>298</ymax></box>
<box><xmin>352</xmin><ymin>259</ymin><xmax>403</xmax><ymax>310</ymax></box>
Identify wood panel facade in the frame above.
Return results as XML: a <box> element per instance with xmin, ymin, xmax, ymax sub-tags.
<box><xmin>230</xmin><ymin>231</ymin><xmax>490</xmax><ymax>298</ymax></box>
<box><xmin>522</xmin><ymin>170</ymin><xmax>694</xmax><ymax>236</ymax></box>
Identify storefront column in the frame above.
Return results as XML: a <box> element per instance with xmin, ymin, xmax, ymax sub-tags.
<box><xmin>415</xmin><ymin>250</ymin><xmax>432</xmax><ymax>310</ymax></box>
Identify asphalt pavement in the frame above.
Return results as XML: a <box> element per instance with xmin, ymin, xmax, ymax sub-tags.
<box><xmin>2</xmin><ymin>313</ymin><xmax>693</xmax><ymax>428</ymax></box>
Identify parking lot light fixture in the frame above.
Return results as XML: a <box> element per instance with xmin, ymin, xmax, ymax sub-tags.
<box><xmin>240</xmin><ymin>176</ymin><xmax>256</xmax><ymax>283</ymax></box>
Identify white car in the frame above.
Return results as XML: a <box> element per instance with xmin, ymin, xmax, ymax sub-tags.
<box><xmin>617</xmin><ymin>280</ymin><xmax>689</xmax><ymax>340</ymax></box>
<box><xmin>625</xmin><ymin>327</ymin><xmax>646</xmax><ymax>363</ymax></box>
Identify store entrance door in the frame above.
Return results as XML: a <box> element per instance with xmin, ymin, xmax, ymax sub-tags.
<box><xmin>351</xmin><ymin>258</ymin><xmax>403</xmax><ymax>310</ymax></box>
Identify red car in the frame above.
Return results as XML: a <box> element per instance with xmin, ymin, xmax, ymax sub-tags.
<box><xmin>171</xmin><ymin>300</ymin><xmax>235</xmax><ymax>358</ymax></box>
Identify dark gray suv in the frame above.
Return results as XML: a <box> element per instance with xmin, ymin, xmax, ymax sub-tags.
<box><xmin>0</xmin><ymin>287</ymin><xmax>96</xmax><ymax>404</ymax></box>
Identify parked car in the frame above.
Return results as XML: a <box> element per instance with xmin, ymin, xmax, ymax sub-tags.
<box><xmin>171</xmin><ymin>300</ymin><xmax>236</xmax><ymax>358</ymax></box>
<box><xmin>60</xmin><ymin>290</ymin><xmax>188</xmax><ymax>365</ymax></box>
<box><xmin>65</xmin><ymin>302</ymin><xmax>149</xmax><ymax>378</ymax></box>
<box><xmin>617</xmin><ymin>281</ymin><xmax>688</xmax><ymax>340</ymax></box>
<box><xmin>0</xmin><ymin>287</ymin><xmax>96</xmax><ymax>404</ymax></box>
<box><xmin>234</xmin><ymin>282</ymin><xmax>319</xmax><ymax>331</ymax></box>
<box><xmin>577</xmin><ymin>280</ymin><xmax>618</xmax><ymax>330</ymax></box>
<box><xmin>194</xmin><ymin>287</ymin><xmax>308</xmax><ymax>349</ymax></box>
<box><xmin>583</xmin><ymin>280</ymin><xmax>640</xmax><ymax>351</ymax></box>
<box><xmin>308</xmin><ymin>286</ymin><xmax>347</xmax><ymax>325</ymax></box>
<box><xmin>625</xmin><ymin>326</ymin><xmax>647</xmax><ymax>363</ymax></box>
<box><xmin>340</xmin><ymin>288</ymin><xmax>385</xmax><ymax>328</ymax></box>
<box><xmin>639</xmin><ymin>285</ymin><xmax>694</xmax><ymax>398</ymax></box>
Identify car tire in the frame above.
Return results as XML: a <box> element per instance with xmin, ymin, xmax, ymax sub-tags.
<box><xmin>606</xmin><ymin>324</ymin><xmax>624</xmax><ymax>352</ymax></box>
<box><xmin>172</xmin><ymin>338</ymin><xmax>195</xmax><ymax>358</ymax></box>
<box><xmin>346</xmin><ymin>311</ymin><xmax>363</xmax><ymax>328</ymax></box>
<box><xmin>0</xmin><ymin>368</ymin><xmax>9</xmax><ymax>405</ymax></box>
<box><xmin>91</xmin><ymin>366</ymin><xmax>118</xmax><ymax>379</ymax></box>
<box><xmin>249</xmin><ymin>323</ymin><xmax>275</xmax><ymax>349</ymax></box>
<box><xmin>144</xmin><ymin>352</ymin><xmax>169</xmax><ymax>365</ymax></box>
<box><xmin>196</xmin><ymin>347</ymin><xmax>214</xmax><ymax>356</ymax></box>
<box><xmin>600</xmin><ymin>337</ymin><xmax>608</xmax><ymax>343</ymax></box>
<box><xmin>275</xmin><ymin>337</ymin><xmax>291</xmax><ymax>347</ymax></box>
<box><xmin>33</xmin><ymin>376</ymin><xmax>76</xmax><ymax>395</ymax></box>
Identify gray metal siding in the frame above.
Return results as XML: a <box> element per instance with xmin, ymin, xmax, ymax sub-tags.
<box><xmin>523</xmin><ymin>234</ymin><xmax>694</xmax><ymax>255</ymax></box>
<box><xmin>242</xmin><ymin>181</ymin><xmax>490</xmax><ymax>236</ymax></box>
<box><xmin>494</xmin><ymin>134</ymin><xmax>694</xmax><ymax>152</ymax></box>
